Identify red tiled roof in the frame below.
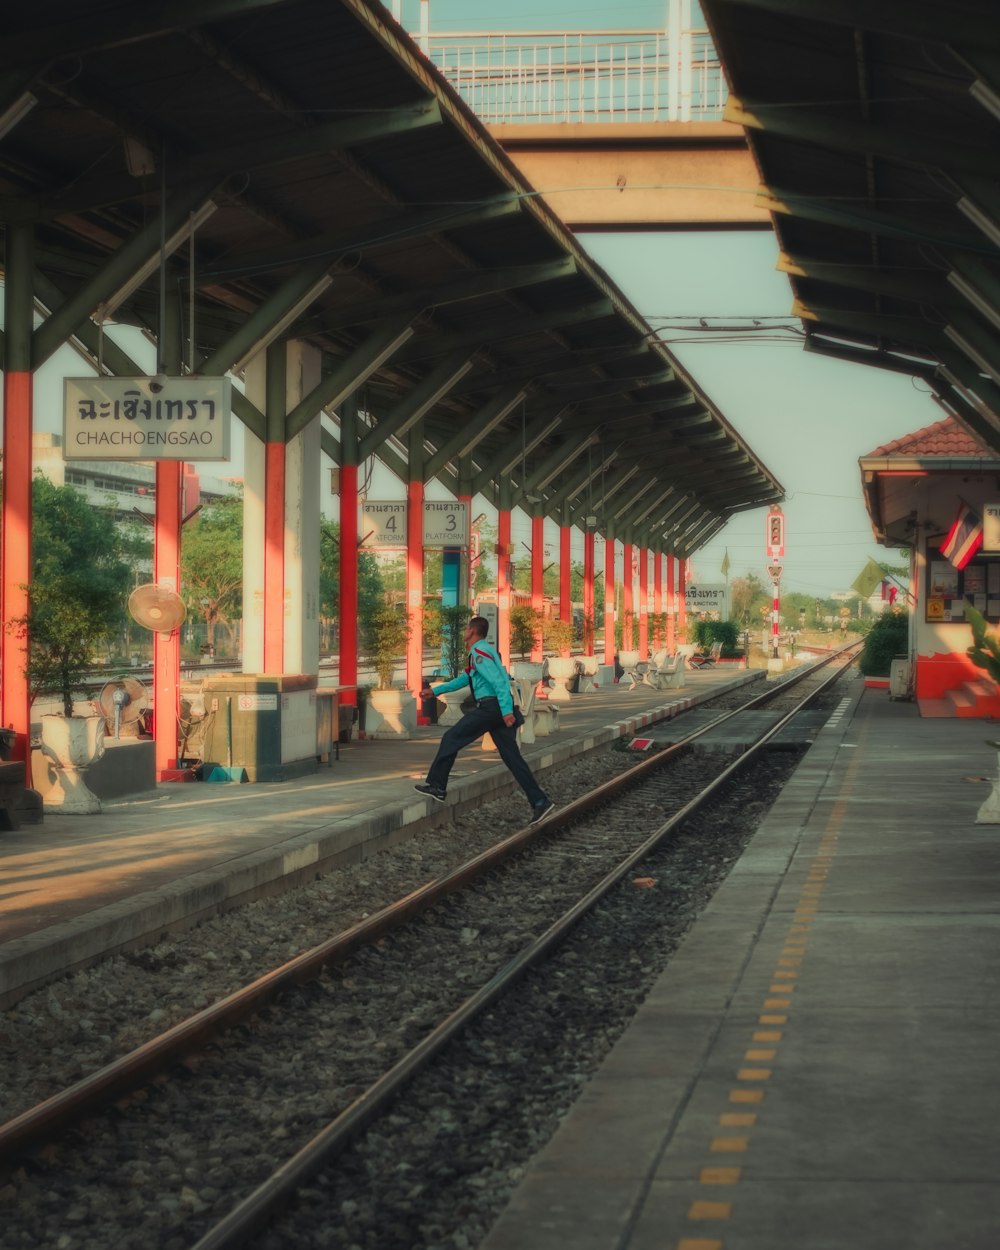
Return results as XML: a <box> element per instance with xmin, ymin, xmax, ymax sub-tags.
<box><xmin>866</xmin><ymin>416</ymin><xmax>993</xmax><ymax>460</ymax></box>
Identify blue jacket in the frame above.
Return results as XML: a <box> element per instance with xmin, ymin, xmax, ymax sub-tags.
<box><xmin>430</xmin><ymin>639</ymin><xmax>514</xmax><ymax>715</ymax></box>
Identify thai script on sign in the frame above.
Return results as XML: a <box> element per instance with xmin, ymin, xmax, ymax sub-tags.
<box><xmin>75</xmin><ymin>392</ymin><xmax>218</xmax><ymax>422</ymax></box>
<box><xmin>64</xmin><ymin>376</ymin><xmax>231</xmax><ymax>462</ymax></box>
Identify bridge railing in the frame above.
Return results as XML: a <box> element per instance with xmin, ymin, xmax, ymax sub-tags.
<box><xmin>426</xmin><ymin>29</ymin><xmax>727</xmax><ymax>124</ymax></box>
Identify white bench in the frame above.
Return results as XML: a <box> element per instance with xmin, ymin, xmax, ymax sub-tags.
<box><xmin>649</xmin><ymin>652</ymin><xmax>686</xmax><ymax>689</ymax></box>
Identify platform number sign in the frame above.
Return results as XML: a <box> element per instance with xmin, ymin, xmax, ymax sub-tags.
<box><xmin>361</xmin><ymin>501</ymin><xmax>407</xmax><ymax>548</ymax></box>
<box><xmin>765</xmin><ymin>506</ymin><xmax>785</xmax><ymax>560</ymax></box>
<box><xmin>423</xmin><ymin>500</ymin><xmax>470</xmax><ymax>548</ymax></box>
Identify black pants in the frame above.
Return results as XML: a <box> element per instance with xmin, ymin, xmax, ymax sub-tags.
<box><xmin>425</xmin><ymin>699</ymin><xmax>547</xmax><ymax>807</ymax></box>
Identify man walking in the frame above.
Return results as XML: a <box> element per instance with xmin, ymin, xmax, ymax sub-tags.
<box><xmin>414</xmin><ymin>615</ymin><xmax>555</xmax><ymax>824</ymax></box>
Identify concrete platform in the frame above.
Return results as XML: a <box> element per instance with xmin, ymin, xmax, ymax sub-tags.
<box><xmin>0</xmin><ymin>668</ymin><xmax>753</xmax><ymax>1006</ymax></box>
<box><xmin>480</xmin><ymin>684</ymin><xmax>1000</xmax><ymax>1250</ymax></box>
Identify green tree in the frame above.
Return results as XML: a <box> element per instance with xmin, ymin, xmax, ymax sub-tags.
<box><xmin>318</xmin><ymin>519</ymin><xmax>384</xmax><ymax>650</ymax></box>
<box><xmin>730</xmin><ymin>572</ymin><xmax>769</xmax><ymax>626</ymax></box>
<box><xmin>510</xmin><ymin>605</ymin><xmax>542</xmax><ymax>659</ymax></box>
<box><xmin>15</xmin><ymin>477</ymin><xmax>133</xmax><ymax>716</ymax></box>
<box><xmin>181</xmin><ymin>491</ymin><xmax>243</xmax><ymax>653</ymax></box>
<box><xmin>115</xmin><ymin>517</ymin><xmax>153</xmax><ymax>661</ymax></box>
<box><xmin>471</xmin><ymin>519</ymin><xmax>497</xmax><ymax>598</ymax></box>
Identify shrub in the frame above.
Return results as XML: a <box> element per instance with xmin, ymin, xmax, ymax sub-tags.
<box><xmin>543</xmin><ymin>617</ymin><xmax>574</xmax><ymax>655</ymax></box>
<box><xmin>510</xmin><ymin>606</ymin><xmax>542</xmax><ymax>659</ymax></box>
<box><xmin>857</xmin><ymin>610</ymin><xmax>908</xmax><ymax>676</ymax></box>
<box><xmin>693</xmin><ymin>619</ymin><xmax>741</xmax><ymax>657</ymax></box>
<box><xmin>440</xmin><ymin>604</ymin><xmax>471</xmax><ymax>678</ymax></box>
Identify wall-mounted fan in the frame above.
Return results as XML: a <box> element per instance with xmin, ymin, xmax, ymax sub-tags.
<box><xmin>98</xmin><ymin>676</ymin><xmax>150</xmax><ymax>739</ymax></box>
<box><xmin>128</xmin><ymin>583</ymin><xmax>187</xmax><ymax>637</ymax></box>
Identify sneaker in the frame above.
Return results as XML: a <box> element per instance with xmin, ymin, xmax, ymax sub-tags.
<box><xmin>529</xmin><ymin>799</ymin><xmax>555</xmax><ymax>825</ymax></box>
<box><xmin>414</xmin><ymin>783</ymin><xmax>446</xmax><ymax>803</ymax></box>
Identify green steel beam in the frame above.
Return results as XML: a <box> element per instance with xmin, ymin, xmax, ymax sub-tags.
<box><xmin>309</xmin><ymin>257</ymin><xmax>577</xmax><ymax>335</ymax></box>
<box><xmin>199</xmin><ymin>193</ymin><xmax>523</xmax><ymax>284</ymax></box>
<box><xmin>357</xmin><ymin>350</ymin><xmax>475</xmax><ymax>461</ymax></box>
<box><xmin>32</xmin><ymin>182</ymin><xmax>216</xmax><ymax>367</ymax></box>
<box><xmin>44</xmin><ymin>103</ymin><xmax>443</xmax><ymax>215</ymax></box>
<box><xmin>285</xmin><ymin>316</ymin><xmax>416</xmax><ymax>441</ymax></box>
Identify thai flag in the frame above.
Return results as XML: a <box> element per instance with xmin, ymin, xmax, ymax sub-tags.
<box><xmin>941</xmin><ymin>502</ymin><xmax>983</xmax><ymax>569</ymax></box>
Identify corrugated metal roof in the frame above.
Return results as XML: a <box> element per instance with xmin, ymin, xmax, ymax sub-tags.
<box><xmin>703</xmin><ymin>0</ymin><xmax>1000</xmax><ymax>459</ymax></box>
<box><xmin>0</xmin><ymin>0</ymin><xmax>785</xmax><ymax>550</ymax></box>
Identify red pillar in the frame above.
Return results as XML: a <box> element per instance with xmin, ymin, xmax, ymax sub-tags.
<box><xmin>654</xmin><ymin>551</ymin><xmax>663</xmax><ymax>648</ymax></box>
<box><xmin>530</xmin><ymin>513</ymin><xmax>544</xmax><ymax>661</ymax></box>
<box><xmin>1</xmin><ymin>372</ymin><xmax>32</xmax><ymax>771</ymax></box>
<box><xmin>406</xmin><ymin>477</ymin><xmax>424</xmax><ymax>693</ymax></box>
<box><xmin>153</xmin><ymin>463</ymin><xmax>182</xmax><ymax>778</ymax></box>
<box><xmin>678</xmin><ymin>559</ymin><xmax>688</xmax><ymax>640</ymax></box>
<box><xmin>622</xmin><ymin>540</ymin><xmax>634</xmax><ymax>652</ymax></box>
<box><xmin>583</xmin><ymin>530</ymin><xmax>595</xmax><ymax>654</ymax></box>
<box><xmin>497</xmin><ymin>508</ymin><xmax>512</xmax><ymax>661</ymax></box>
<box><xmin>559</xmin><ymin>523</ymin><xmax>572</xmax><ymax>630</ymax></box>
<box><xmin>338</xmin><ymin>463</ymin><xmax>359</xmax><ymax>707</ymax></box>
<box><xmin>263</xmin><ymin>441</ymin><xmax>285</xmax><ymax>673</ymax></box>
<box><xmin>638</xmin><ymin>547</ymin><xmax>649</xmax><ymax>659</ymax></box>
<box><xmin>603</xmin><ymin>535</ymin><xmax>615</xmax><ymax>666</ymax></box>
<box><xmin>666</xmin><ymin>556</ymin><xmax>676</xmax><ymax>652</ymax></box>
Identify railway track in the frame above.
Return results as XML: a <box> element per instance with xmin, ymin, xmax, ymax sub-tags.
<box><xmin>0</xmin><ymin>645</ymin><xmax>859</xmax><ymax>1250</ymax></box>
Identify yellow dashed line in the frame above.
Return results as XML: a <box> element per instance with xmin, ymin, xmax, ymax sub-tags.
<box><xmin>688</xmin><ymin>1201</ymin><xmax>733</xmax><ymax>1220</ymax></box>
<box><xmin>729</xmin><ymin>1088</ymin><xmax>764</xmax><ymax>1104</ymax></box>
<box><xmin>700</xmin><ymin>1166</ymin><xmax>742</xmax><ymax>1184</ymax></box>
<box><xmin>675</xmin><ymin>712</ymin><xmax>865</xmax><ymax>1250</ymax></box>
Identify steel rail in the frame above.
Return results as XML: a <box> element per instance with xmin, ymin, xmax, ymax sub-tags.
<box><xmin>188</xmin><ymin>646</ymin><xmax>860</xmax><ymax>1250</ymax></box>
<box><xmin>0</xmin><ymin>644</ymin><xmax>858</xmax><ymax>1164</ymax></box>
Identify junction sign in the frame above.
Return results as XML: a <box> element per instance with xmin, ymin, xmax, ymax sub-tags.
<box><xmin>685</xmin><ymin>583</ymin><xmax>729</xmax><ymax>617</ymax></box>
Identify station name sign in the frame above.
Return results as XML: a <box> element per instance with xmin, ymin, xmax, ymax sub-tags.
<box><xmin>64</xmin><ymin>377</ymin><xmax>231</xmax><ymax>462</ymax></box>
<box><xmin>361</xmin><ymin>500</ymin><xmax>470</xmax><ymax>549</ymax></box>
<box><xmin>685</xmin><ymin>583</ymin><xmax>729</xmax><ymax>616</ymax></box>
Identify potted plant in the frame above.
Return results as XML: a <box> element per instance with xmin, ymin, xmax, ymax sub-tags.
<box><xmin>509</xmin><ymin>606</ymin><xmax>545</xmax><ymax>684</ymax></box>
<box><xmin>361</xmin><ymin>599</ymin><xmax>416</xmax><ymax>738</ymax></box>
<box><xmin>440</xmin><ymin>603</ymin><xmax>471</xmax><ymax>678</ymax></box>
<box><xmin>543</xmin><ymin>617</ymin><xmax>578</xmax><ymax>700</ymax></box>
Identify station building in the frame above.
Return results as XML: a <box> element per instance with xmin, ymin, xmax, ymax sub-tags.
<box><xmin>861</xmin><ymin>417</ymin><xmax>1000</xmax><ymax>718</ymax></box>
